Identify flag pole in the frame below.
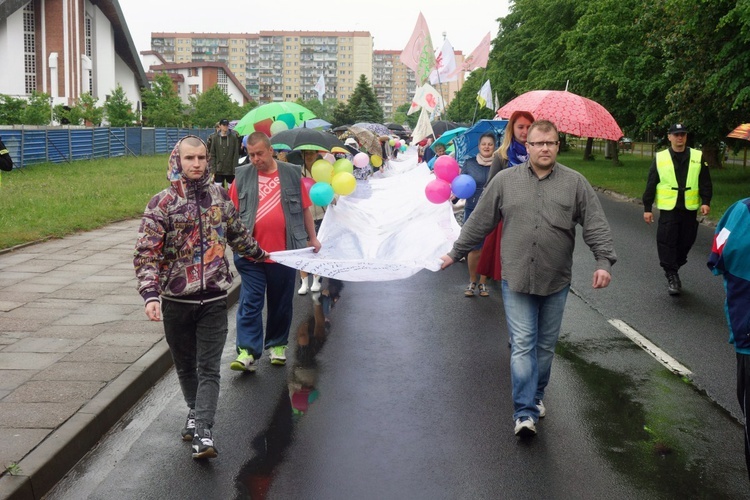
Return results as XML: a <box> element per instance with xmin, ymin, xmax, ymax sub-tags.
<box><xmin>471</xmin><ymin>67</ymin><xmax>488</xmax><ymax>125</ymax></box>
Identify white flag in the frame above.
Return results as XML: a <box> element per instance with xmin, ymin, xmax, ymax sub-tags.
<box><xmin>407</xmin><ymin>83</ymin><xmax>444</xmax><ymax>116</ymax></box>
<box><xmin>477</xmin><ymin>80</ymin><xmax>494</xmax><ymax>111</ymax></box>
<box><xmin>411</xmin><ymin>108</ymin><xmax>435</xmax><ymax>144</ymax></box>
<box><xmin>313</xmin><ymin>74</ymin><xmax>325</xmax><ymax>103</ymax></box>
<box><xmin>429</xmin><ymin>39</ymin><xmax>457</xmax><ymax>85</ymax></box>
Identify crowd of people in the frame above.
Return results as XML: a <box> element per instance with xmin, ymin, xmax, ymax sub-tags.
<box><xmin>132</xmin><ymin>115</ymin><xmax>750</xmax><ymax>480</ymax></box>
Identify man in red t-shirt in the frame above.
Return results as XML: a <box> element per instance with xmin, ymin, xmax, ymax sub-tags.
<box><xmin>228</xmin><ymin>132</ymin><xmax>321</xmax><ymax>371</ymax></box>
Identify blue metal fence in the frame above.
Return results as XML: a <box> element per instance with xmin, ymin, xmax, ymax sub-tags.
<box><xmin>0</xmin><ymin>127</ymin><xmax>213</xmax><ymax>168</ymax></box>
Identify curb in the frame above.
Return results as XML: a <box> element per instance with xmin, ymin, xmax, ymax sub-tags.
<box><xmin>0</xmin><ymin>280</ymin><xmax>242</xmax><ymax>500</ymax></box>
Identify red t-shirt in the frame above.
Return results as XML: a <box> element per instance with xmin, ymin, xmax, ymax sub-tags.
<box><xmin>229</xmin><ymin>170</ymin><xmax>312</xmax><ymax>258</ymax></box>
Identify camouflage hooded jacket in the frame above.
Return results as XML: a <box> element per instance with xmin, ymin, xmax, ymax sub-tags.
<box><xmin>134</xmin><ymin>136</ymin><xmax>264</xmax><ymax>304</ymax></box>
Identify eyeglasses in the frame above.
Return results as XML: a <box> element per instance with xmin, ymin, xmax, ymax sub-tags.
<box><xmin>527</xmin><ymin>141</ymin><xmax>559</xmax><ymax>148</ymax></box>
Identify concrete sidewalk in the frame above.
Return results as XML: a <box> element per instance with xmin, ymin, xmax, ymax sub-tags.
<box><xmin>0</xmin><ymin>220</ymin><xmax>239</xmax><ymax>500</ymax></box>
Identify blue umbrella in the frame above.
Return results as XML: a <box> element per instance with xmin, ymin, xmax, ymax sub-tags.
<box><xmin>452</xmin><ymin>120</ymin><xmax>508</xmax><ymax>163</ymax></box>
<box><xmin>431</xmin><ymin>127</ymin><xmax>469</xmax><ymax>150</ymax></box>
<box><xmin>302</xmin><ymin>118</ymin><xmax>332</xmax><ymax>130</ymax></box>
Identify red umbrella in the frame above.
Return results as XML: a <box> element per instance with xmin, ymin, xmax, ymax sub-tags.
<box><xmin>496</xmin><ymin>90</ymin><xmax>623</xmax><ymax>141</ymax></box>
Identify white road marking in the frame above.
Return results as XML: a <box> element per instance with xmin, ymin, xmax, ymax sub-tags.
<box><xmin>608</xmin><ymin>318</ymin><xmax>693</xmax><ymax>377</ymax></box>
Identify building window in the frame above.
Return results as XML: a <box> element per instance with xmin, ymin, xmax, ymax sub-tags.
<box><xmin>188</xmin><ymin>68</ymin><xmax>198</xmax><ymax>77</ymax></box>
<box><xmin>23</xmin><ymin>2</ymin><xmax>36</xmax><ymax>95</ymax></box>
<box><xmin>85</xmin><ymin>15</ymin><xmax>93</xmax><ymax>93</ymax></box>
<box><xmin>218</xmin><ymin>69</ymin><xmax>228</xmax><ymax>93</ymax></box>
<box><xmin>189</xmin><ymin>84</ymin><xmax>199</xmax><ymax>95</ymax></box>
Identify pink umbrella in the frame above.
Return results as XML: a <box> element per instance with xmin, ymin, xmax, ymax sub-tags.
<box><xmin>496</xmin><ymin>90</ymin><xmax>623</xmax><ymax>141</ymax></box>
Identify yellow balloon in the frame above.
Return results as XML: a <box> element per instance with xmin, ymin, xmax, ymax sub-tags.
<box><xmin>331</xmin><ymin>172</ymin><xmax>357</xmax><ymax>195</ymax></box>
<box><xmin>311</xmin><ymin>159</ymin><xmax>334</xmax><ymax>183</ymax></box>
<box><xmin>333</xmin><ymin>158</ymin><xmax>354</xmax><ymax>175</ymax></box>
<box><xmin>371</xmin><ymin>154</ymin><xmax>383</xmax><ymax>167</ymax></box>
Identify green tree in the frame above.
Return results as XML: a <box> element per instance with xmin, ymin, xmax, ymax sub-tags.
<box><xmin>53</xmin><ymin>104</ymin><xmax>83</xmax><ymax>125</ymax></box>
<box><xmin>77</xmin><ymin>93</ymin><xmax>104</xmax><ymax>126</ymax></box>
<box><xmin>0</xmin><ymin>95</ymin><xmax>25</xmax><ymax>124</ymax></box>
<box><xmin>332</xmin><ymin>101</ymin><xmax>352</xmax><ymax>127</ymax></box>
<box><xmin>188</xmin><ymin>85</ymin><xmax>244</xmax><ymax>128</ymax></box>
<box><xmin>22</xmin><ymin>91</ymin><xmax>52</xmax><ymax>125</ymax></box>
<box><xmin>639</xmin><ymin>0</ymin><xmax>750</xmax><ymax>167</ymax></box>
<box><xmin>394</xmin><ymin>103</ymin><xmax>418</xmax><ymax>130</ymax></box>
<box><xmin>295</xmin><ymin>97</ymin><xmax>338</xmax><ymax>123</ymax></box>
<box><xmin>347</xmin><ymin>75</ymin><xmax>384</xmax><ymax>124</ymax></box>
<box><xmin>105</xmin><ymin>84</ymin><xmax>136</xmax><ymax>126</ymax></box>
<box><xmin>141</xmin><ymin>73</ymin><xmax>184</xmax><ymax>127</ymax></box>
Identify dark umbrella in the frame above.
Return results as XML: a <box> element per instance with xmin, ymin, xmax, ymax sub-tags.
<box><xmin>270</xmin><ymin>128</ymin><xmax>347</xmax><ymax>153</ymax></box>
<box><xmin>385</xmin><ymin>123</ymin><xmax>405</xmax><ymax>132</ymax></box>
<box><xmin>332</xmin><ymin>125</ymin><xmax>351</xmax><ymax>133</ymax></box>
<box><xmin>430</xmin><ymin>120</ymin><xmax>460</xmax><ymax>138</ymax></box>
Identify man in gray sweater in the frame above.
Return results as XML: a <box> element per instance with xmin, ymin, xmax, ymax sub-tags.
<box><xmin>440</xmin><ymin>120</ymin><xmax>617</xmax><ymax>437</ymax></box>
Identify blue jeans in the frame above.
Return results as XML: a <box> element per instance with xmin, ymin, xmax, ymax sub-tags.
<box><xmin>501</xmin><ymin>281</ymin><xmax>570</xmax><ymax>422</ymax></box>
<box><xmin>234</xmin><ymin>254</ymin><xmax>297</xmax><ymax>359</ymax></box>
<box><xmin>162</xmin><ymin>297</ymin><xmax>228</xmax><ymax>430</ymax></box>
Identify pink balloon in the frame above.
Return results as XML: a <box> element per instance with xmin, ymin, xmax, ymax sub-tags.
<box><xmin>353</xmin><ymin>152</ymin><xmax>370</xmax><ymax>168</ymax></box>
<box><xmin>425</xmin><ymin>179</ymin><xmax>452</xmax><ymax>204</ymax></box>
<box><xmin>301</xmin><ymin>176</ymin><xmax>315</xmax><ymax>193</ymax></box>
<box><xmin>394</xmin><ymin>140</ymin><xmax>401</xmax><ymax>149</ymax></box>
<box><xmin>433</xmin><ymin>156</ymin><xmax>460</xmax><ymax>183</ymax></box>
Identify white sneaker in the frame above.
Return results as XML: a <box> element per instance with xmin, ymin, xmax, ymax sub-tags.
<box><xmin>514</xmin><ymin>417</ymin><xmax>537</xmax><ymax>437</ymax></box>
<box><xmin>310</xmin><ymin>276</ymin><xmax>321</xmax><ymax>292</ymax></box>
<box><xmin>298</xmin><ymin>280</ymin><xmax>309</xmax><ymax>295</ymax></box>
<box><xmin>536</xmin><ymin>399</ymin><xmax>546</xmax><ymax>418</ymax></box>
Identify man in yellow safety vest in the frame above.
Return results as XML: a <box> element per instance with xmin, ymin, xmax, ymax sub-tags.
<box><xmin>642</xmin><ymin>123</ymin><xmax>712</xmax><ymax>295</ymax></box>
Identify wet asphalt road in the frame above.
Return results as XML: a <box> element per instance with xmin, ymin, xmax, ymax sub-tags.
<box><xmin>47</xmin><ymin>193</ymin><xmax>750</xmax><ymax>499</ymax></box>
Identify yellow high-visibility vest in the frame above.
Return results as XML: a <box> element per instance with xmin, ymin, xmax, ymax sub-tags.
<box><xmin>655</xmin><ymin>148</ymin><xmax>702</xmax><ymax>210</ymax></box>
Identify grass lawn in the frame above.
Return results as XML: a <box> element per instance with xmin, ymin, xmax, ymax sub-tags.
<box><xmin>1</xmin><ymin>151</ymin><xmax>748</xmax><ymax>251</ymax></box>
<box><xmin>0</xmin><ymin>155</ymin><xmax>168</xmax><ymax>250</ymax></box>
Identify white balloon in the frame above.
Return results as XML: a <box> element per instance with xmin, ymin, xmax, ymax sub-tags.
<box><xmin>353</xmin><ymin>152</ymin><xmax>370</xmax><ymax>168</ymax></box>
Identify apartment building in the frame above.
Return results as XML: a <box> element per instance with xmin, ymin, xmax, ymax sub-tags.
<box><xmin>0</xmin><ymin>0</ymin><xmax>147</xmax><ymax>110</ymax></box>
<box><xmin>151</xmin><ymin>31</ymin><xmax>373</xmax><ymax>105</ymax></box>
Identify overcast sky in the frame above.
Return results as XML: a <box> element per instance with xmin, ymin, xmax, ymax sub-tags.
<box><xmin>120</xmin><ymin>0</ymin><xmax>510</xmax><ymax>59</ymax></box>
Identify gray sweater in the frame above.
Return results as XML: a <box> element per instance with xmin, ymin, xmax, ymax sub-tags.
<box><xmin>448</xmin><ymin>161</ymin><xmax>617</xmax><ymax>296</ymax></box>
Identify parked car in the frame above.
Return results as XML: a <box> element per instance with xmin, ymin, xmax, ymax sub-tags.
<box><xmin>618</xmin><ymin>137</ymin><xmax>633</xmax><ymax>151</ymax></box>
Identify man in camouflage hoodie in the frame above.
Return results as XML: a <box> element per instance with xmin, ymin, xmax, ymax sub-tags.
<box><xmin>134</xmin><ymin>135</ymin><xmax>267</xmax><ymax>460</ymax></box>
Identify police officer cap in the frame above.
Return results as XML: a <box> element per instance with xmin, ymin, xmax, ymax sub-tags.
<box><xmin>668</xmin><ymin>123</ymin><xmax>688</xmax><ymax>134</ymax></box>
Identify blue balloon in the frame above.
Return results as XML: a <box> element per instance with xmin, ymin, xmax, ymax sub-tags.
<box><xmin>451</xmin><ymin>174</ymin><xmax>477</xmax><ymax>199</ymax></box>
<box><xmin>309</xmin><ymin>182</ymin><xmax>335</xmax><ymax>206</ymax></box>
<box><xmin>427</xmin><ymin>156</ymin><xmax>437</xmax><ymax>171</ymax></box>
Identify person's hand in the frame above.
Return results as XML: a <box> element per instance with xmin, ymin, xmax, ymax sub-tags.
<box><xmin>643</xmin><ymin>212</ymin><xmax>654</xmax><ymax>224</ymax></box>
<box><xmin>309</xmin><ymin>237</ymin><xmax>322</xmax><ymax>253</ymax></box>
<box><xmin>592</xmin><ymin>269</ymin><xmax>611</xmax><ymax>289</ymax></box>
<box><xmin>700</xmin><ymin>204</ymin><xmax>710</xmax><ymax>216</ymax></box>
<box><xmin>145</xmin><ymin>301</ymin><xmax>161</xmax><ymax>321</ymax></box>
<box><xmin>439</xmin><ymin>255</ymin><xmax>454</xmax><ymax>270</ymax></box>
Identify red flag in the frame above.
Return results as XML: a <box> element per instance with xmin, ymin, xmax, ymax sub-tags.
<box><xmin>448</xmin><ymin>33</ymin><xmax>491</xmax><ymax>77</ymax></box>
<box><xmin>399</xmin><ymin>12</ymin><xmax>436</xmax><ymax>85</ymax></box>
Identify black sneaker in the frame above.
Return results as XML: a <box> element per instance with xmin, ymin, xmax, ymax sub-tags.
<box><xmin>181</xmin><ymin>409</ymin><xmax>196</xmax><ymax>441</ymax></box>
<box><xmin>192</xmin><ymin>428</ymin><xmax>218</xmax><ymax>459</ymax></box>
<box><xmin>667</xmin><ymin>274</ymin><xmax>680</xmax><ymax>296</ymax></box>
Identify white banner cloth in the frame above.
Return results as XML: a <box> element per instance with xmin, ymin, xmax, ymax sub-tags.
<box><xmin>270</xmin><ymin>153</ymin><xmax>460</xmax><ymax>281</ymax></box>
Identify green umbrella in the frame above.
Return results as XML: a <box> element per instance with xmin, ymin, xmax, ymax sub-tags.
<box><xmin>234</xmin><ymin>102</ymin><xmax>317</xmax><ymax>136</ymax></box>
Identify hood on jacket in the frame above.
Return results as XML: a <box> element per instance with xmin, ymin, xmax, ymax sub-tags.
<box><xmin>167</xmin><ymin>135</ymin><xmax>210</xmax><ymax>198</ymax></box>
